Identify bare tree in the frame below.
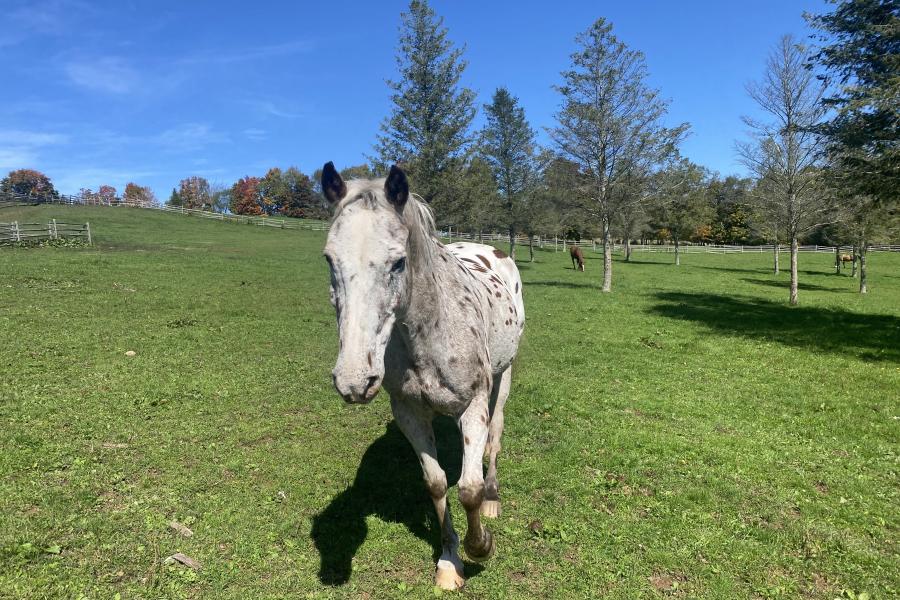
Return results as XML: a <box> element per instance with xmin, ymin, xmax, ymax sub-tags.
<box><xmin>737</xmin><ymin>35</ymin><xmax>835</xmax><ymax>305</ymax></box>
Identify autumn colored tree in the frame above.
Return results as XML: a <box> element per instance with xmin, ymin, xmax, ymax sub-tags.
<box><xmin>123</xmin><ymin>182</ymin><xmax>157</xmax><ymax>207</ymax></box>
<box><xmin>96</xmin><ymin>185</ymin><xmax>117</xmax><ymax>205</ymax></box>
<box><xmin>179</xmin><ymin>176</ymin><xmax>211</xmax><ymax>210</ymax></box>
<box><xmin>280</xmin><ymin>167</ymin><xmax>319</xmax><ymax>218</ymax></box>
<box><xmin>230</xmin><ymin>176</ymin><xmax>263</xmax><ymax>215</ymax></box>
<box><xmin>0</xmin><ymin>169</ymin><xmax>59</xmax><ymax>202</ymax></box>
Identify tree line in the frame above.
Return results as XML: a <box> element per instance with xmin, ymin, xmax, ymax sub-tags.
<box><xmin>3</xmin><ymin>0</ymin><xmax>896</xmax><ymax>304</ymax></box>
<box><xmin>364</xmin><ymin>0</ymin><xmax>898</xmax><ymax>301</ymax></box>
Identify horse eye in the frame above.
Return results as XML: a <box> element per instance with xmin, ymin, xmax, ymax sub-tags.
<box><xmin>391</xmin><ymin>257</ymin><xmax>406</xmax><ymax>273</ymax></box>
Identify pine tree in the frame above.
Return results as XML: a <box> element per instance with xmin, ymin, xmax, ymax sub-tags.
<box><xmin>373</xmin><ymin>0</ymin><xmax>476</xmax><ymax>210</ymax></box>
<box><xmin>480</xmin><ymin>87</ymin><xmax>539</xmax><ymax>259</ymax></box>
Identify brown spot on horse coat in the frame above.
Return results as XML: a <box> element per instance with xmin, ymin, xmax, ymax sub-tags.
<box><xmin>464</xmin><ymin>436</ymin><xmax>470</xmax><ymax>445</ymax></box>
<box><xmin>476</xmin><ymin>255</ymin><xmax>491</xmax><ymax>269</ymax></box>
<box><xmin>367</xmin><ymin>351</ymin><xmax>373</xmax><ymax>367</ymax></box>
<box><xmin>495</xmin><ymin>291</ymin><xmax>501</xmax><ymax>298</ymax></box>
<box><xmin>493</xmin><ymin>248</ymin><xmax>508</xmax><ymax>258</ymax></box>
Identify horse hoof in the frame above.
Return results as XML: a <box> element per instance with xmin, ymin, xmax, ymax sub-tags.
<box><xmin>480</xmin><ymin>499</ymin><xmax>501</xmax><ymax>518</ymax></box>
<box><xmin>465</xmin><ymin>528</ymin><xmax>495</xmax><ymax>562</ymax></box>
<box><xmin>435</xmin><ymin>566</ymin><xmax>465</xmax><ymax>591</ymax></box>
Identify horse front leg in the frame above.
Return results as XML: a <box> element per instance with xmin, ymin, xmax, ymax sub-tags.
<box><xmin>457</xmin><ymin>393</ymin><xmax>495</xmax><ymax>562</ymax></box>
<box><xmin>390</xmin><ymin>395</ymin><xmax>465</xmax><ymax>590</ymax></box>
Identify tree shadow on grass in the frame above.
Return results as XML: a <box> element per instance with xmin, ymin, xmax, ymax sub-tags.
<box><xmin>526</xmin><ymin>279</ymin><xmax>597</xmax><ymax>290</ymax></box>
<box><xmin>311</xmin><ymin>417</ymin><xmax>482</xmax><ymax>586</ymax></box>
<box><xmin>739</xmin><ymin>277</ymin><xmax>852</xmax><ymax>293</ymax></box>
<box><xmin>649</xmin><ymin>291</ymin><xmax>900</xmax><ymax>362</ymax></box>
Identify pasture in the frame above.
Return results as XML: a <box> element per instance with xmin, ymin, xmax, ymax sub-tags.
<box><xmin>1</xmin><ymin>205</ymin><xmax>897</xmax><ymax>599</ymax></box>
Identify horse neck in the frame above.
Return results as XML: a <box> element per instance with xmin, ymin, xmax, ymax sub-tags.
<box><xmin>398</xmin><ymin>238</ymin><xmax>460</xmax><ymax>348</ymax></box>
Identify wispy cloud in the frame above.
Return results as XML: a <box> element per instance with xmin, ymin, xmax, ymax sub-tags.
<box><xmin>243</xmin><ymin>128</ymin><xmax>267</xmax><ymax>142</ymax></box>
<box><xmin>0</xmin><ymin>128</ymin><xmax>69</xmax><ymax>171</ymax></box>
<box><xmin>0</xmin><ymin>130</ymin><xmax>69</xmax><ymax>146</ymax></box>
<box><xmin>65</xmin><ymin>57</ymin><xmax>141</xmax><ymax>94</ymax></box>
<box><xmin>243</xmin><ymin>99</ymin><xmax>305</xmax><ymax>120</ymax></box>
<box><xmin>153</xmin><ymin>123</ymin><xmax>229</xmax><ymax>153</ymax></box>
<box><xmin>0</xmin><ymin>148</ymin><xmax>38</xmax><ymax>171</ymax></box>
<box><xmin>180</xmin><ymin>40</ymin><xmax>315</xmax><ymax>66</ymax></box>
<box><xmin>2</xmin><ymin>0</ymin><xmax>98</xmax><ymax>47</ymax></box>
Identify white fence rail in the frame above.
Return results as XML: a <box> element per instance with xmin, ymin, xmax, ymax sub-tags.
<box><xmin>3</xmin><ymin>190</ymin><xmax>897</xmax><ymax>253</ymax></box>
<box><xmin>0</xmin><ymin>220</ymin><xmax>91</xmax><ymax>245</ymax></box>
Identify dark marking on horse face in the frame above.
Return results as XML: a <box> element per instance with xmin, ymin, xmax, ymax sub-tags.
<box><xmin>493</xmin><ymin>248</ymin><xmax>507</xmax><ymax>258</ymax></box>
<box><xmin>449</xmin><ymin>356</ymin><xmax>457</xmax><ymax>365</ymax></box>
<box><xmin>434</xmin><ymin>319</ymin><xmax>440</xmax><ymax>330</ymax></box>
<box><xmin>480</xmin><ymin>414</ymin><xmax>486</xmax><ymax>424</ymax></box>
<box><xmin>476</xmin><ymin>255</ymin><xmax>491</xmax><ymax>269</ymax></box>
<box><xmin>515</xmin><ymin>281</ymin><xmax>519</xmax><ymax>293</ymax></box>
<box><xmin>469</xmin><ymin>326</ymin><xmax>477</xmax><ymax>336</ymax></box>
<box><xmin>509</xmin><ymin>306</ymin><xmax>514</xmax><ymax>313</ymax></box>
<box><xmin>487</xmin><ymin>297</ymin><xmax>493</xmax><ymax>308</ymax></box>
<box><xmin>440</xmin><ymin>255</ymin><xmax>448</xmax><ymax>262</ymax></box>
<box><xmin>495</xmin><ymin>291</ymin><xmax>501</xmax><ymax>298</ymax></box>
<box><xmin>464</xmin><ymin>436</ymin><xmax>470</xmax><ymax>445</ymax></box>
<box><xmin>432</xmin><ymin>272</ymin><xmax>437</xmax><ymax>282</ymax></box>
<box><xmin>368</xmin><ymin>261</ymin><xmax>376</xmax><ymax>268</ymax></box>
<box><xmin>367</xmin><ymin>351</ymin><xmax>373</xmax><ymax>367</ymax></box>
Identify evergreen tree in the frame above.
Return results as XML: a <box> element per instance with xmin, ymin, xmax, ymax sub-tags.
<box><xmin>480</xmin><ymin>87</ymin><xmax>539</xmax><ymax>259</ymax></box>
<box><xmin>807</xmin><ymin>0</ymin><xmax>900</xmax><ymax>203</ymax></box>
<box><xmin>373</xmin><ymin>0</ymin><xmax>476</xmax><ymax>211</ymax></box>
<box><xmin>167</xmin><ymin>187</ymin><xmax>183</xmax><ymax>207</ymax></box>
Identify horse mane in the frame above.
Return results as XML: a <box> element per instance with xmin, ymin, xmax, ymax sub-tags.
<box><xmin>331</xmin><ymin>178</ymin><xmax>438</xmax><ymax>272</ymax></box>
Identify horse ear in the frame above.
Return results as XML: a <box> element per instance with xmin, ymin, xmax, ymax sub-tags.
<box><xmin>384</xmin><ymin>165</ymin><xmax>409</xmax><ymax>209</ymax></box>
<box><xmin>321</xmin><ymin>161</ymin><xmax>347</xmax><ymax>205</ymax></box>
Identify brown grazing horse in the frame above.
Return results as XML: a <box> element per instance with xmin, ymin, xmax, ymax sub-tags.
<box><xmin>570</xmin><ymin>245</ymin><xmax>585</xmax><ymax>271</ymax></box>
<box><xmin>840</xmin><ymin>253</ymin><xmax>853</xmax><ymax>265</ymax></box>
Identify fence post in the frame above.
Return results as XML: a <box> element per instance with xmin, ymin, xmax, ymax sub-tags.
<box><xmin>13</xmin><ymin>221</ymin><xmax>20</xmax><ymax>242</ymax></box>
<box><xmin>52</xmin><ymin>218</ymin><xmax>58</xmax><ymax>240</ymax></box>
<box><xmin>86</xmin><ymin>223</ymin><xmax>92</xmax><ymax>246</ymax></box>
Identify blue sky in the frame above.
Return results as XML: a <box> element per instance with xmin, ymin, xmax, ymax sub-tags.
<box><xmin>0</xmin><ymin>0</ymin><xmax>830</xmax><ymax>196</ymax></box>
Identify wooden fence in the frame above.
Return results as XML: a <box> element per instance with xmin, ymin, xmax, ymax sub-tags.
<box><xmin>2</xmin><ymin>189</ymin><xmax>897</xmax><ymax>253</ymax></box>
<box><xmin>0</xmin><ymin>220</ymin><xmax>92</xmax><ymax>245</ymax></box>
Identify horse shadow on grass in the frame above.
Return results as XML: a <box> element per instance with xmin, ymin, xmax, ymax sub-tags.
<box><xmin>649</xmin><ymin>291</ymin><xmax>900</xmax><ymax>362</ymax></box>
<box><xmin>311</xmin><ymin>417</ymin><xmax>482</xmax><ymax>585</ymax></box>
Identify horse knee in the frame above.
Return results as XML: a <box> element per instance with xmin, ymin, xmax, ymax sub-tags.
<box><xmin>458</xmin><ymin>482</ymin><xmax>484</xmax><ymax>511</ymax></box>
<box><xmin>425</xmin><ymin>474</ymin><xmax>448</xmax><ymax>500</ymax></box>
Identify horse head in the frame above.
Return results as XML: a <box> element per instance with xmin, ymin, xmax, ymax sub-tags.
<box><xmin>321</xmin><ymin>162</ymin><xmax>411</xmax><ymax>404</ymax></box>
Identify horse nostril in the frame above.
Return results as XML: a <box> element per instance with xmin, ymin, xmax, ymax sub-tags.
<box><xmin>363</xmin><ymin>375</ymin><xmax>380</xmax><ymax>398</ymax></box>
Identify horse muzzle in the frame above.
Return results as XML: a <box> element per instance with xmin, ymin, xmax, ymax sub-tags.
<box><xmin>333</xmin><ymin>371</ymin><xmax>382</xmax><ymax>404</ymax></box>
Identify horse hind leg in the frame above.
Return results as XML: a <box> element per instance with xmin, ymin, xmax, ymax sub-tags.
<box><xmin>482</xmin><ymin>367</ymin><xmax>511</xmax><ymax>518</ymax></box>
<box><xmin>390</xmin><ymin>395</ymin><xmax>465</xmax><ymax>590</ymax></box>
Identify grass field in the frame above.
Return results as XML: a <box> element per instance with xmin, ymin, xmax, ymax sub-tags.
<box><xmin>1</xmin><ymin>205</ymin><xmax>897</xmax><ymax>599</ymax></box>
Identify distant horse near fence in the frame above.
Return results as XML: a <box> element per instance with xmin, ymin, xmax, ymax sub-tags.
<box><xmin>570</xmin><ymin>245</ymin><xmax>585</xmax><ymax>271</ymax></box>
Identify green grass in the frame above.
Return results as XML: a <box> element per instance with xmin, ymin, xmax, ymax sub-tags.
<box><xmin>1</xmin><ymin>205</ymin><xmax>897</xmax><ymax>599</ymax></box>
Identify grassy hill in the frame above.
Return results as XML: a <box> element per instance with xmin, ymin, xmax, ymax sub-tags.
<box><xmin>1</xmin><ymin>204</ymin><xmax>897</xmax><ymax>598</ymax></box>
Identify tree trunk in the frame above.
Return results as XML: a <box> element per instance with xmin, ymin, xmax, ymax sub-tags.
<box><xmin>851</xmin><ymin>244</ymin><xmax>858</xmax><ymax>278</ymax></box>
<box><xmin>789</xmin><ymin>237</ymin><xmax>799</xmax><ymax>305</ymax></box>
<box><xmin>834</xmin><ymin>245</ymin><xmax>841</xmax><ymax>274</ymax></box>
<box><xmin>859</xmin><ymin>243</ymin><xmax>868</xmax><ymax>294</ymax></box>
<box><xmin>601</xmin><ymin>216</ymin><xmax>612</xmax><ymax>292</ymax></box>
<box><xmin>508</xmin><ymin>226</ymin><xmax>516</xmax><ymax>260</ymax></box>
<box><xmin>625</xmin><ymin>238</ymin><xmax>632</xmax><ymax>262</ymax></box>
<box><xmin>528</xmin><ymin>236</ymin><xmax>534</xmax><ymax>262</ymax></box>
<box><xmin>674</xmin><ymin>237</ymin><xmax>681</xmax><ymax>266</ymax></box>
<box><xmin>773</xmin><ymin>241</ymin><xmax>780</xmax><ymax>274</ymax></box>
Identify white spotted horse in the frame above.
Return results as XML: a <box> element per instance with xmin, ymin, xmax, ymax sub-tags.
<box><xmin>320</xmin><ymin>163</ymin><xmax>525</xmax><ymax>590</ymax></box>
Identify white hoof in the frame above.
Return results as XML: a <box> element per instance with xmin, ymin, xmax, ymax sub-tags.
<box><xmin>480</xmin><ymin>499</ymin><xmax>501</xmax><ymax>518</ymax></box>
<box><xmin>435</xmin><ymin>566</ymin><xmax>465</xmax><ymax>591</ymax></box>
